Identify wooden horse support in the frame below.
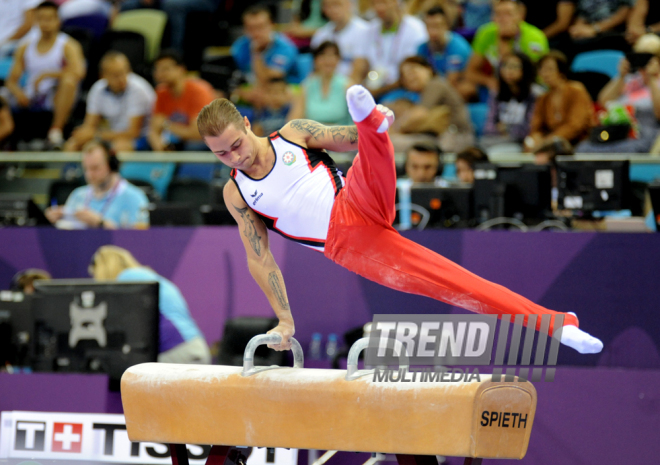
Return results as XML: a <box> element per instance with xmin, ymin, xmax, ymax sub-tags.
<box><xmin>121</xmin><ymin>335</ymin><xmax>537</xmax><ymax>465</ymax></box>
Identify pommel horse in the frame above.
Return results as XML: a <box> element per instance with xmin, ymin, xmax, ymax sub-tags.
<box><xmin>121</xmin><ymin>334</ymin><xmax>537</xmax><ymax>465</ymax></box>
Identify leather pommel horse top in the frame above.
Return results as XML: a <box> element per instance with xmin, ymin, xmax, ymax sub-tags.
<box><xmin>121</xmin><ymin>363</ymin><xmax>537</xmax><ymax>460</ymax></box>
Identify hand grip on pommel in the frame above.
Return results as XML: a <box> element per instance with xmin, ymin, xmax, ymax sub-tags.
<box><xmin>345</xmin><ymin>337</ymin><xmax>409</xmax><ymax>381</ymax></box>
<box><xmin>242</xmin><ymin>333</ymin><xmax>304</xmax><ymax>377</ymax></box>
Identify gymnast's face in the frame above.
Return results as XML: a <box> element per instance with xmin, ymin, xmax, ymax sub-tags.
<box><xmin>205</xmin><ymin>118</ymin><xmax>256</xmax><ymax>169</ymax></box>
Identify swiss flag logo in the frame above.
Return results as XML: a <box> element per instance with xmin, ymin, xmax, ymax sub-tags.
<box><xmin>52</xmin><ymin>423</ymin><xmax>83</xmax><ymax>453</ymax></box>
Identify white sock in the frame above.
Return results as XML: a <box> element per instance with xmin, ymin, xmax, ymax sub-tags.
<box><xmin>346</xmin><ymin>85</ymin><xmax>375</xmax><ymax>123</ymax></box>
<box><xmin>558</xmin><ymin>313</ymin><xmax>603</xmax><ymax>354</ymax></box>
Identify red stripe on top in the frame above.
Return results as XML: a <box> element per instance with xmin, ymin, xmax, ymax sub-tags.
<box><xmin>270</xmin><ymin>132</ymin><xmax>281</xmax><ymax>140</ymax></box>
<box><xmin>301</xmin><ymin>148</ymin><xmax>341</xmax><ymax>193</ymax></box>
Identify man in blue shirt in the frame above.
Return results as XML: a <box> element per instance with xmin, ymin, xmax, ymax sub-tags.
<box><xmin>417</xmin><ymin>6</ymin><xmax>474</xmax><ymax>100</ymax></box>
<box><xmin>232</xmin><ymin>5</ymin><xmax>299</xmax><ymax>107</ymax></box>
<box><xmin>45</xmin><ymin>140</ymin><xmax>149</xmax><ymax>229</ymax></box>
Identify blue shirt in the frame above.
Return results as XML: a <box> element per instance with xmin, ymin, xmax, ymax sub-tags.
<box><xmin>417</xmin><ymin>32</ymin><xmax>473</xmax><ymax>76</ymax></box>
<box><xmin>117</xmin><ymin>267</ymin><xmax>205</xmax><ymax>352</ymax></box>
<box><xmin>231</xmin><ymin>33</ymin><xmax>300</xmax><ymax>83</ymax></box>
<box><xmin>63</xmin><ymin>179</ymin><xmax>149</xmax><ymax>228</ymax></box>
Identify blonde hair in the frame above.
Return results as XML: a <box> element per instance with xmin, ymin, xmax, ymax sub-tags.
<box><xmin>90</xmin><ymin>245</ymin><xmax>142</xmax><ymax>281</ymax></box>
<box><xmin>197</xmin><ymin>98</ymin><xmax>246</xmax><ymax>138</ymax></box>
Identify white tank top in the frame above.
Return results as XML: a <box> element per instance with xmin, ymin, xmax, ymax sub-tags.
<box><xmin>24</xmin><ymin>33</ymin><xmax>69</xmax><ymax>101</ymax></box>
<box><xmin>230</xmin><ymin>132</ymin><xmax>345</xmax><ymax>252</ymax></box>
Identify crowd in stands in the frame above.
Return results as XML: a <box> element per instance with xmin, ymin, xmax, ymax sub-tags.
<box><xmin>0</xmin><ymin>0</ymin><xmax>659</xmax><ymax>168</ymax></box>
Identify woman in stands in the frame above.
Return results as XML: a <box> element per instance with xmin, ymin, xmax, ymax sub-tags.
<box><xmin>89</xmin><ymin>245</ymin><xmax>211</xmax><ymax>364</ymax></box>
<box><xmin>576</xmin><ymin>33</ymin><xmax>660</xmax><ymax>154</ymax></box>
<box><xmin>525</xmin><ymin>50</ymin><xmax>594</xmax><ymax>152</ymax></box>
<box><xmin>288</xmin><ymin>41</ymin><xmax>351</xmax><ymax>126</ymax></box>
<box><xmin>482</xmin><ymin>52</ymin><xmax>538</xmax><ymax>153</ymax></box>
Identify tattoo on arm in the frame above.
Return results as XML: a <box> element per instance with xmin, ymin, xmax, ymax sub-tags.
<box><xmin>289</xmin><ymin>119</ymin><xmax>358</xmax><ymax>146</ymax></box>
<box><xmin>268</xmin><ymin>271</ymin><xmax>290</xmax><ymax>310</ymax></box>
<box><xmin>234</xmin><ymin>205</ymin><xmax>262</xmax><ymax>256</ymax></box>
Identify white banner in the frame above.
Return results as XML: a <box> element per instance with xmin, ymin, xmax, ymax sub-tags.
<box><xmin>0</xmin><ymin>411</ymin><xmax>297</xmax><ymax>464</ymax></box>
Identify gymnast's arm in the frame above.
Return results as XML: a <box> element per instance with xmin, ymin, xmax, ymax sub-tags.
<box><xmin>223</xmin><ymin>181</ymin><xmax>295</xmax><ymax>351</ymax></box>
<box><xmin>281</xmin><ymin>119</ymin><xmax>358</xmax><ymax>152</ymax></box>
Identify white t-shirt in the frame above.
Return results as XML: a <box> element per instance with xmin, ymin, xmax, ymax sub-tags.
<box><xmin>0</xmin><ymin>0</ymin><xmax>40</xmax><ymax>46</ymax></box>
<box><xmin>87</xmin><ymin>73</ymin><xmax>156</xmax><ymax>134</ymax></box>
<box><xmin>356</xmin><ymin>15</ymin><xmax>429</xmax><ymax>85</ymax></box>
<box><xmin>311</xmin><ymin>16</ymin><xmax>370</xmax><ymax>77</ymax></box>
<box><xmin>59</xmin><ymin>0</ymin><xmax>114</xmax><ymax>22</ymax></box>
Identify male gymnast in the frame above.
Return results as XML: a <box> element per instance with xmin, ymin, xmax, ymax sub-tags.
<box><xmin>197</xmin><ymin>85</ymin><xmax>603</xmax><ymax>355</ymax></box>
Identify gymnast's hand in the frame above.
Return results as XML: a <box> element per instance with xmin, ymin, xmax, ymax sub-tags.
<box><xmin>267</xmin><ymin>321</ymin><xmax>295</xmax><ymax>351</ymax></box>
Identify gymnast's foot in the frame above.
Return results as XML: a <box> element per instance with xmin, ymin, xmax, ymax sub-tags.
<box><xmin>346</xmin><ymin>85</ymin><xmax>394</xmax><ymax>133</ymax></box>
<box><xmin>559</xmin><ymin>313</ymin><xmax>603</xmax><ymax>354</ymax></box>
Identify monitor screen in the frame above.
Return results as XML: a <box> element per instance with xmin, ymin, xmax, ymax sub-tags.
<box><xmin>0</xmin><ymin>194</ymin><xmax>52</xmax><ymax>227</ymax></box>
<box><xmin>556</xmin><ymin>159</ymin><xmax>630</xmax><ymax>214</ymax></box>
<box><xmin>31</xmin><ymin>280</ymin><xmax>159</xmax><ymax>386</ymax></box>
<box><xmin>395</xmin><ymin>184</ymin><xmax>474</xmax><ymax>229</ymax></box>
<box><xmin>473</xmin><ymin>164</ymin><xmax>552</xmax><ymax>223</ymax></box>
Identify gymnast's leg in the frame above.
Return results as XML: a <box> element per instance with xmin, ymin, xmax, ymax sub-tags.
<box><xmin>324</xmin><ymin>86</ymin><xmax>603</xmax><ymax>354</ymax></box>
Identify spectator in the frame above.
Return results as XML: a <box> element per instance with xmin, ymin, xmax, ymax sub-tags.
<box><xmin>286</xmin><ymin>0</ymin><xmax>328</xmax><ymax>45</ymax></box>
<box><xmin>0</xmin><ymin>0</ymin><xmax>39</xmax><ymax>56</ymax></box>
<box><xmin>89</xmin><ymin>245</ymin><xmax>212</xmax><ymax>364</ymax></box>
<box><xmin>4</xmin><ymin>1</ymin><xmax>86</xmax><ymax>149</ymax></box>
<box><xmin>232</xmin><ymin>5</ymin><xmax>299</xmax><ymax>88</ymax></box>
<box><xmin>288</xmin><ymin>41</ymin><xmax>351</xmax><ymax>126</ymax></box>
<box><xmin>576</xmin><ymin>34</ymin><xmax>660</xmax><ymax>153</ymax></box>
<box><xmin>466</xmin><ymin>0</ymin><xmax>548</xmax><ymax>97</ymax></box>
<box><xmin>386</xmin><ymin>56</ymin><xmax>474</xmax><ymax>152</ymax></box>
<box><xmin>58</xmin><ymin>0</ymin><xmax>115</xmax><ymax>22</ymax></box>
<box><xmin>10</xmin><ymin>269</ymin><xmax>51</xmax><ymax>294</ymax></box>
<box><xmin>626</xmin><ymin>0</ymin><xmax>660</xmax><ymax>44</ymax></box>
<box><xmin>0</xmin><ymin>97</ymin><xmax>15</xmax><ymax>148</ymax></box>
<box><xmin>45</xmin><ymin>140</ymin><xmax>149</xmax><ymax>229</ymax></box>
<box><xmin>148</xmin><ymin>50</ymin><xmax>215</xmax><ymax>151</ymax></box>
<box><xmin>455</xmin><ymin>146</ymin><xmax>489</xmax><ymax>183</ymax></box>
<box><xmin>252</xmin><ymin>78</ymin><xmax>294</xmax><ymax>136</ymax></box>
<box><xmin>568</xmin><ymin>0</ymin><xmax>632</xmax><ymax>54</ymax></box>
<box><xmin>462</xmin><ymin>0</ymin><xmax>493</xmax><ymax>34</ymax></box>
<box><xmin>352</xmin><ymin>0</ymin><xmax>428</xmax><ymax>92</ymax></box>
<box><xmin>310</xmin><ymin>0</ymin><xmax>370</xmax><ymax>78</ymax></box>
<box><xmin>65</xmin><ymin>51</ymin><xmax>155</xmax><ymax>152</ymax></box>
<box><xmin>120</xmin><ymin>0</ymin><xmax>221</xmax><ymax>55</ymax></box>
<box><xmin>404</xmin><ymin>142</ymin><xmax>444</xmax><ymax>183</ymax></box>
<box><xmin>482</xmin><ymin>52</ymin><xmax>538</xmax><ymax>152</ymax></box>
<box><xmin>417</xmin><ymin>6</ymin><xmax>473</xmax><ymax>99</ymax></box>
<box><xmin>520</xmin><ymin>0</ymin><xmax>576</xmax><ymax>44</ymax></box>
<box><xmin>526</xmin><ymin>51</ymin><xmax>594</xmax><ymax>151</ymax></box>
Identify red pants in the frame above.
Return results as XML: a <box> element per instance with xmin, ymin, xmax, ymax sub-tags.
<box><xmin>323</xmin><ymin>109</ymin><xmax>578</xmax><ymax>334</ymax></box>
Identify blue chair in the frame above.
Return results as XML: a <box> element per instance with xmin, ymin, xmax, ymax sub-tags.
<box><xmin>62</xmin><ymin>14</ymin><xmax>109</xmax><ymax>40</ymax></box>
<box><xmin>571</xmin><ymin>50</ymin><xmax>625</xmax><ymax>79</ymax></box>
<box><xmin>120</xmin><ymin>162</ymin><xmax>176</xmax><ymax>200</ymax></box>
<box><xmin>176</xmin><ymin>163</ymin><xmax>219</xmax><ymax>182</ymax></box>
<box><xmin>467</xmin><ymin>102</ymin><xmax>489</xmax><ymax>138</ymax></box>
<box><xmin>0</xmin><ymin>57</ymin><xmax>13</xmax><ymax>81</ymax></box>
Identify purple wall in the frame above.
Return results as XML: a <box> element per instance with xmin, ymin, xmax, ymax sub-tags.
<box><xmin>1</xmin><ymin>227</ymin><xmax>658</xmax><ymax>368</ymax></box>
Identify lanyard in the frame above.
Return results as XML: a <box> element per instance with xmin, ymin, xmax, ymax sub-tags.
<box><xmin>84</xmin><ymin>178</ymin><xmax>123</xmax><ymax>217</ymax></box>
<box><xmin>374</xmin><ymin>19</ymin><xmax>406</xmax><ymax>70</ymax></box>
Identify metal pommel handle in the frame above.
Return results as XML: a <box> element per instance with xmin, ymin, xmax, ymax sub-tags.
<box><xmin>345</xmin><ymin>337</ymin><xmax>409</xmax><ymax>381</ymax></box>
<box><xmin>242</xmin><ymin>333</ymin><xmax>304</xmax><ymax>376</ymax></box>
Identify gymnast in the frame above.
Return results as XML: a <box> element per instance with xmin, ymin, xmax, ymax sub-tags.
<box><xmin>197</xmin><ymin>85</ymin><xmax>603</xmax><ymax>355</ymax></box>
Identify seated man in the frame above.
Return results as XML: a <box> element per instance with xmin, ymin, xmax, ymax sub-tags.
<box><xmin>626</xmin><ymin>0</ymin><xmax>660</xmax><ymax>44</ymax></box>
<box><xmin>454</xmin><ymin>146</ymin><xmax>489</xmax><ymax>183</ymax></box>
<box><xmin>311</xmin><ymin>0</ymin><xmax>370</xmax><ymax>78</ymax></box>
<box><xmin>45</xmin><ymin>140</ymin><xmax>150</xmax><ymax>229</ymax></box>
<box><xmin>4</xmin><ymin>1</ymin><xmax>85</xmax><ymax>148</ymax></box>
<box><xmin>466</xmin><ymin>0</ymin><xmax>548</xmax><ymax>96</ymax></box>
<box><xmin>404</xmin><ymin>142</ymin><xmax>445</xmax><ymax>184</ymax></box>
<box><xmin>0</xmin><ymin>0</ymin><xmax>39</xmax><ymax>56</ymax></box>
<box><xmin>147</xmin><ymin>50</ymin><xmax>215</xmax><ymax>152</ymax></box>
<box><xmin>65</xmin><ymin>51</ymin><xmax>155</xmax><ymax>152</ymax></box>
<box><xmin>351</xmin><ymin>0</ymin><xmax>428</xmax><ymax>93</ymax></box>
<box><xmin>232</xmin><ymin>5</ymin><xmax>299</xmax><ymax>106</ymax></box>
<box><xmin>417</xmin><ymin>6</ymin><xmax>473</xmax><ymax>100</ymax></box>
<box><xmin>520</xmin><ymin>0</ymin><xmax>576</xmax><ymax>45</ymax></box>
<box><xmin>568</xmin><ymin>0</ymin><xmax>633</xmax><ymax>54</ymax></box>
